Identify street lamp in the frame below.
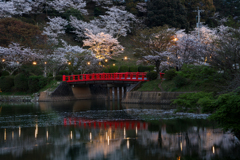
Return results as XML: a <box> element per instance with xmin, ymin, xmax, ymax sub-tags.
<box><xmin>113</xmin><ymin>63</ymin><xmax>115</xmax><ymax>66</ymax></box>
<box><xmin>33</xmin><ymin>61</ymin><xmax>37</xmax><ymax>65</ymax></box>
<box><xmin>44</xmin><ymin>61</ymin><xmax>47</xmax><ymax>65</ymax></box>
<box><xmin>124</xmin><ymin>56</ymin><xmax>128</xmax><ymax>60</ymax></box>
<box><xmin>87</xmin><ymin>62</ymin><xmax>90</xmax><ymax>65</ymax></box>
<box><xmin>105</xmin><ymin>59</ymin><xmax>108</xmax><ymax>62</ymax></box>
<box><xmin>2</xmin><ymin>59</ymin><xmax>5</xmax><ymax>62</ymax></box>
<box><xmin>68</xmin><ymin>62</ymin><xmax>71</xmax><ymax>65</ymax></box>
<box><xmin>173</xmin><ymin>38</ymin><xmax>178</xmax><ymax>41</ymax></box>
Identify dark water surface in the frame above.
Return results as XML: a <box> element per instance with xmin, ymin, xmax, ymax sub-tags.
<box><xmin>0</xmin><ymin>100</ymin><xmax>239</xmax><ymax>160</ymax></box>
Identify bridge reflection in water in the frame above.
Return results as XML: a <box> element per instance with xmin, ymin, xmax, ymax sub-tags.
<box><xmin>0</xmin><ymin>100</ymin><xmax>239</xmax><ymax>160</ymax></box>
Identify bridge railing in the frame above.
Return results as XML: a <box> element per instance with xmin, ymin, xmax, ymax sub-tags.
<box><xmin>62</xmin><ymin>72</ymin><xmax>148</xmax><ymax>82</ymax></box>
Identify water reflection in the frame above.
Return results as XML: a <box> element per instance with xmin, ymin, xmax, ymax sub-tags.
<box><xmin>0</xmin><ymin>100</ymin><xmax>239</xmax><ymax>160</ymax></box>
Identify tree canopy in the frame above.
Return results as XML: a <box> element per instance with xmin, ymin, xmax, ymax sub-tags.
<box><xmin>0</xmin><ymin>18</ymin><xmax>46</xmax><ymax>48</ymax></box>
<box><xmin>147</xmin><ymin>0</ymin><xmax>188</xmax><ymax>29</ymax></box>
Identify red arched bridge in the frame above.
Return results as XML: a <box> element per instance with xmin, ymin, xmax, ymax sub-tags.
<box><xmin>62</xmin><ymin>72</ymin><xmax>149</xmax><ymax>84</ymax></box>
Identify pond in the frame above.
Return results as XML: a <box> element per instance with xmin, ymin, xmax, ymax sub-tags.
<box><xmin>0</xmin><ymin>100</ymin><xmax>239</xmax><ymax>160</ymax></box>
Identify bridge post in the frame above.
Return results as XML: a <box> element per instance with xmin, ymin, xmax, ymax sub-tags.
<box><xmin>117</xmin><ymin>87</ymin><xmax>119</xmax><ymax>100</ymax></box>
<box><xmin>122</xmin><ymin>87</ymin><xmax>124</xmax><ymax>99</ymax></box>
<box><xmin>107</xmin><ymin>87</ymin><xmax>110</xmax><ymax>101</ymax></box>
<box><xmin>112</xmin><ymin>87</ymin><xmax>115</xmax><ymax>101</ymax></box>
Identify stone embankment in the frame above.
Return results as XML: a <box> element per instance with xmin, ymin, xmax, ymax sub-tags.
<box><xmin>122</xmin><ymin>91</ymin><xmax>187</xmax><ymax>104</ymax></box>
<box><xmin>0</xmin><ymin>95</ymin><xmax>34</xmax><ymax>102</ymax></box>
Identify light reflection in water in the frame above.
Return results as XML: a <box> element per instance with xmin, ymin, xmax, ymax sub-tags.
<box><xmin>4</xmin><ymin>129</ymin><xmax>6</xmax><ymax>141</ymax></box>
<box><xmin>0</xmin><ymin>101</ymin><xmax>239</xmax><ymax>160</ymax></box>
<box><xmin>35</xmin><ymin>124</ymin><xmax>38</xmax><ymax>139</ymax></box>
<box><xmin>46</xmin><ymin>131</ymin><xmax>48</xmax><ymax>140</ymax></box>
<box><xmin>19</xmin><ymin>127</ymin><xmax>21</xmax><ymax>138</ymax></box>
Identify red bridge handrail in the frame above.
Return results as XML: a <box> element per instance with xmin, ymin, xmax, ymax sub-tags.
<box><xmin>62</xmin><ymin>72</ymin><xmax>148</xmax><ymax>82</ymax></box>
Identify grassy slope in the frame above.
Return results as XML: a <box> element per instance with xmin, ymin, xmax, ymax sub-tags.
<box><xmin>137</xmin><ymin>79</ymin><xmax>223</xmax><ymax>92</ymax></box>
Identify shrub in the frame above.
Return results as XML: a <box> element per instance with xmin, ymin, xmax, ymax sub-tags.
<box><xmin>173</xmin><ymin>75</ymin><xmax>188</xmax><ymax>88</ymax></box>
<box><xmin>1</xmin><ymin>70</ymin><xmax>9</xmax><ymax>76</ymax></box>
<box><xmin>119</xmin><ymin>66</ymin><xmax>129</xmax><ymax>72</ymax></box>
<box><xmin>55</xmin><ymin>75</ymin><xmax>63</xmax><ymax>81</ymax></box>
<box><xmin>103</xmin><ymin>68</ymin><xmax>109</xmax><ymax>73</ymax></box>
<box><xmin>14</xmin><ymin>73</ymin><xmax>29</xmax><ymax>91</ymax></box>
<box><xmin>129</xmin><ymin>66</ymin><xmax>138</xmax><ymax>72</ymax></box>
<box><xmin>20</xmin><ymin>63</ymin><xmax>43</xmax><ymax>76</ymax></box>
<box><xmin>0</xmin><ymin>76</ymin><xmax>14</xmax><ymax>92</ymax></box>
<box><xmin>39</xmin><ymin>77</ymin><xmax>48</xmax><ymax>89</ymax></box>
<box><xmin>109</xmin><ymin>66</ymin><xmax>118</xmax><ymax>73</ymax></box>
<box><xmin>172</xmin><ymin>92</ymin><xmax>215</xmax><ymax>113</ymax></box>
<box><xmin>47</xmin><ymin>77</ymin><xmax>54</xmax><ymax>83</ymax></box>
<box><xmin>139</xmin><ymin>66</ymin><xmax>155</xmax><ymax>72</ymax></box>
<box><xmin>138</xmin><ymin>66</ymin><xmax>149</xmax><ymax>72</ymax></box>
<box><xmin>209</xmin><ymin>92</ymin><xmax>240</xmax><ymax>133</ymax></box>
<box><xmin>28</xmin><ymin>76</ymin><xmax>47</xmax><ymax>93</ymax></box>
<box><xmin>164</xmin><ymin>69</ymin><xmax>177</xmax><ymax>81</ymax></box>
<box><xmin>178</xmin><ymin>64</ymin><xmax>218</xmax><ymax>81</ymax></box>
<box><xmin>58</xmin><ymin>70</ymin><xmax>70</xmax><ymax>75</ymax></box>
<box><xmin>147</xmin><ymin>71</ymin><xmax>158</xmax><ymax>80</ymax></box>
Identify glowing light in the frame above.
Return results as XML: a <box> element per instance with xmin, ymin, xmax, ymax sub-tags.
<box><xmin>19</xmin><ymin>127</ymin><xmax>21</xmax><ymax>138</ymax></box>
<box><xmin>108</xmin><ymin>136</ymin><xmax>109</xmax><ymax>145</ymax></box>
<box><xmin>124</xmin><ymin>56</ymin><xmax>127</xmax><ymax>60</ymax></box>
<box><xmin>17</xmin><ymin>61</ymin><xmax>19</xmax><ymax>64</ymax></box>
<box><xmin>213</xmin><ymin>146</ymin><xmax>215</xmax><ymax>154</ymax></box>
<box><xmin>124</xmin><ymin>127</ymin><xmax>126</xmax><ymax>139</ymax></box>
<box><xmin>46</xmin><ymin>131</ymin><xmax>48</xmax><ymax>140</ymax></box>
<box><xmin>127</xmin><ymin>139</ymin><xmax>129</xmax><ymax>149</ymax></box>
<box><xmin>33</xmin><ymin>61</ymin><xmax>37</xmax><ymax>65</ymax></box>
<box><xmin>4</xmin><ymin>129</ymin><xmax>6</xmax><ymax>141</ymax></box>
<box><xmin>105</xmin><ymin>59</ymin><xmax>108</xmax><ymax>62</ymax></box>
<box><xmin>90</xmin><ymin>132</ymin><xmax>92</xmax><ymax>141</ymax></box>
<box><xmin>68</xmin><ymin>62</ymin><xmax>71</xmax><ymax>65</ymax></box>
<box><xmin>35</xmin><ymin>124</ymin><xmax>38</xmax><ymax>138</ymax></box>
<box><xmin>12</xmin><ymin>131</ymin><xmax>14</xmax><ymax>139</ymax></box>
<box><xmin>180</xmin><ymin>142</ymin><xmax>182</xmax><ymax>151</ymax></box>
<box><xmin>173</xmin><ymin>38</ymin><xmax>178</xmax><ymax>41</ymax></box>
<box><xmin>113</xmin><ymin>63</ymin><xmax>115</xmax><ymax>66</ymax></box>
<box><xmin>2</xmin><ymin>59</ymin><xmax>5</xmax><ymax>62</ymax></box>
<box><xmin>44</xmin><ymin>61</ymin><xmax>47</xmax><ymax>64</ymax></box>
<box><xmin>70</xmin><ymin>131</ymin><xmax>72</xmax><ymax>140</ymax></box>
<box><xmin>136</xmin><ymin>126</ymin><xmax>138</xmax><ymax>135</ymax></box>
<box><xmin>87</xmin><ymin>61</ymin><xmax>90</xmax><ymax>65</ymax></box>
<box><xmin>177</xmin><ymin>156</ymin><xmax>181</xmax><ymax>160</ymax></box>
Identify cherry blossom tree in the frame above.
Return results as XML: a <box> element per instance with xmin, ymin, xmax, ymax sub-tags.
<box><xmin>0</xmin><ymin>43</ymin><xmax>42</xmax><ymax>75</ymax></box>
<box><xmin>98</xmin><ymin>6</ymin><xmax>136</xmax><ymax>38</ymax></box>
<box><xmin>70</xmin><ymin>16</ymin><xmax>104</xmax><ymax>40</ymax></box>
<box><xmin>0</xmin><ymin>1</ymin><xmax>16</xmax><ymax>18</ymax></box>
<box><xmin>83</xmin><ymin>30</ymin><xmax>124</xmax><ymax>60</ymax></box>
<box><xmin>91</xmin><ymin>0</ymin><xmax>113</xmax><ymax>6</ymax></box>
<box><xmin>47</xmin><ymin>0</ymin><xmax>88</xmax><ymax>15</ymax></box>
<box><xmin>134</xmin><ymin>26</ymin><xmax>176</xmax><ymax>74</ymax></box>
<box><xmin>70</xmin><ymin>6</ymin><xmax>136</xmax><ymax>39</ymax></box>
<box><xmin>42</xmin><ymin>17</ymin><xmax>68</xmax><ymax>45</ymax></box>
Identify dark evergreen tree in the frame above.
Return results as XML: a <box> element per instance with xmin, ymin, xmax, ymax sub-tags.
<box><xmin>180</xmin><ymin>0</ymin><xmax>215</xmax><ymax>29</ymax></box>
<box><xmin>147</xmin><ymin>0</ymin><xmax>188</xmax><ymax>29</ymax></box>
<box><xmin>213</xmin><ymin>0</ymin><xmax>240</xmax><ymax>23</ymax></box>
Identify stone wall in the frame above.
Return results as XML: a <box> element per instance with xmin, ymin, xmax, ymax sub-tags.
<box><xmin>0</xmin><ymin>95</ymin><xmax>33</xmax><ymax>102</ymax></box>
<box><xmin>38</xmin><ymin>82</ymin><xmax>76</xmax><ymax>102</ymax></box>
<box><xmin>122</xmin><ymin>91</ymin><xmax>188</xmax><ymax>104</ymax></box>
